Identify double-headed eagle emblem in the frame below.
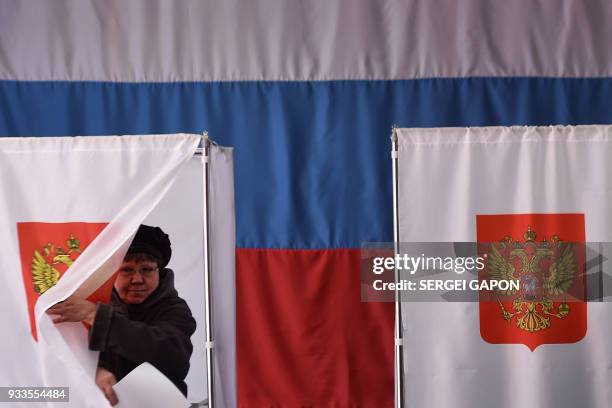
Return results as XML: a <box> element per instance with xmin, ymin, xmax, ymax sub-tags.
<box><xmin>486</xmin><ymin>227</ymin><xmax>577</xmax><ymax>332</ymax></box>
<box><xmin>31</xmin><ymin>233</ymin><xmax>81</xmax><ymax>294</ymax></box>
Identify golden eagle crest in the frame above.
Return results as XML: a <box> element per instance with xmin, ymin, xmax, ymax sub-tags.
<box><xmin>486</xmin><ymin>226</ymin><xmax>576</xmax><ymax>332</ymax></box>
<box><xmin>31</xmin><ymin>233</ymin><xmax>82</xmax><ymax>294</ymax></box>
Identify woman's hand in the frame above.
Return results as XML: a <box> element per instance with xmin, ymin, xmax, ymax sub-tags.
<box><xmin>46</xmin><ymin>296</ymin><xmax>97</xmax><ymax>325</ymax></box>
<box><xmin>95</xmin><ymin>367</ymin><xmax>119</xmax><ymax>406</ymax></box>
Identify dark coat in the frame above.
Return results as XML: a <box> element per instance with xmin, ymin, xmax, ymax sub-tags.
<box><xmin>89</xmin><ymin>268</ymin><xmax>197</xmax><ymax>396</ymax></box>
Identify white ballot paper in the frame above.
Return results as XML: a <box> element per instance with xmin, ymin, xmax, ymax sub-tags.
<box><xmin>114</xmin><ymin>363</ymin><xmax>190</xmax><ymax>408</ymax></box>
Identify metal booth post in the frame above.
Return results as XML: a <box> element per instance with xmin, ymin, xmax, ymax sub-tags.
<box><xmin>201</xmin><ymin>132</ymin><xmax>215</xmax><ymax>407</ymax></box>
<box><xmin>391</xmin><ymin>126</ymin><xmax>405</xmax><ymax>408</ymax></box>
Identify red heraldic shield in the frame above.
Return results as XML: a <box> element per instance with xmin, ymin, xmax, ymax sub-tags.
<box><xmin>476</xmin><ymin>214</ymin><xmax>587</xmax><ymax>351</ymax></box>
<box><xmin>17</xmin><ymin>222</ymin><xmax>115</xmax><ymax>341</ymax></box>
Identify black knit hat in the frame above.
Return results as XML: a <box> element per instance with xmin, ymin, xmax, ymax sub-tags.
<box><xmin>127</xmin><ymin>225</ymin><xmax>172</xmax><ymax>268</ymax></box>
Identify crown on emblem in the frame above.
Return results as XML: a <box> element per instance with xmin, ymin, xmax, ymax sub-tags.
<box><xmin>523</xmin><ymin>226</ymin><xmax>536</xmax><ymax>242</ymax></box>
<box><xmin>66</xmin><ymin>233</ymin><xmax>80</xmax><ymax>252</ymax></box>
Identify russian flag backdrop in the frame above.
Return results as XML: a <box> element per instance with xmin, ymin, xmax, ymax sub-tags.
<box><xmin>2</xmin><ymin>1</ymin><xmax>612</xmax><ymax>406</ymax></box>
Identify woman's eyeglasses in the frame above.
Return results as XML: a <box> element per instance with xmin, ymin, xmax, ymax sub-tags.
<box><xmin>118</xmin><ymin>266</ymin><xmax>158</xmax><ymax>277</ymax></box>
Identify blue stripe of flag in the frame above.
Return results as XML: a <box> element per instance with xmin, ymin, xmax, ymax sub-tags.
<box><xmin>1</xmin><ymin>78</ymin><xmax>611</xmax><ymax>249</ymax></box>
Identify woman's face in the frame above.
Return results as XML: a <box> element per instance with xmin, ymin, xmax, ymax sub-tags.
<box><xmin>113</xmin><ymin>259</ymin><xmax>160</xmax><ymax>304</ymax></box>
